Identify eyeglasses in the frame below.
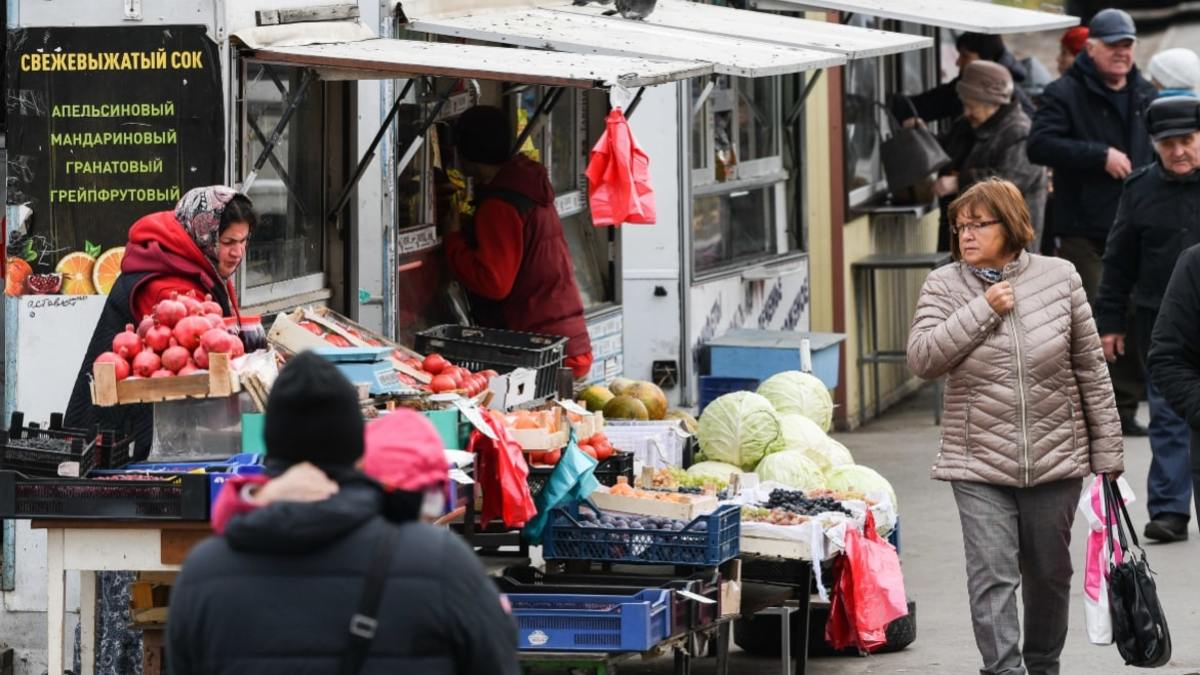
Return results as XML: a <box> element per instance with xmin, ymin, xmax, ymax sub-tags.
<box><xmin>953</xmin><ymin>220</ymin><xmax>1001</xmax><ymax>236</ymax></box>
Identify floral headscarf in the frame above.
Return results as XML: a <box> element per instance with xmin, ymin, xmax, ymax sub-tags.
<box><xmin>174</xmin><ymin>185</ymin><xmax>239</xmax><ymax>266</ymax></box>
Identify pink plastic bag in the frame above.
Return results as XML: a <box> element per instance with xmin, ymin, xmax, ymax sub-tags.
<box><xmin>825</xmin><ymin>513</ymin><xmax>910</xmax><ymax>652</ymax></box>
<box><xmin>585</xmin><ymin>107</ymin><xmax>656</xmax><ymax>226</ymax></box>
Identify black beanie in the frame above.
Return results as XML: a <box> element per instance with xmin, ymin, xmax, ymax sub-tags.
<box><xmin>956</xmin><ymin>33</ymin><xmax>1006</xmax><ymax>63</ymax></box>
<box><xmin>453</xmin><ymin>105</ymin><xmax>511</xmax><ymax>166</ymax></box>
<box><xmin>264</xmin><ymin>351</ymin><xmax>364</xmax><ymax>467</ymax></box>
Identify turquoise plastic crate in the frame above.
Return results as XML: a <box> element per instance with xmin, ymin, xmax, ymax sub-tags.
<box><xmin>422</xmin><ymin>409</ymin><xmax>472</xmax><ymax>450</ymax></box>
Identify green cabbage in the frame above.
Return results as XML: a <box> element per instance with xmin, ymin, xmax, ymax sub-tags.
<box><xmin>685</xmin><ymin>461</ymin><xmax>743</xmax><ymax>486</ymax></box>
<box><xmin>754</xmin><ymin>451</ymin><xmax>826</xmax><ymax>492</ymax></box>
<box><xmin>757</xmin><ymin>371</ymin><xmax>834</xmax><ymax>432</ymax></box>
<box><xmin>823</xmin><ymin>438</ymin><xmax>855</xmax><ymax>469</ymax></box>
<box><xmin>697</xmin><ymin>391</ymin><xmax>785</xmax><ymax>471</ymax></box>
<box><xmin>825</xmin><ymin>465</ymin><xmax>897</xmax><ymax>512</ymax></box>
<box><xmin>779</xmin><ymin>413</ymin><xmax>855</xmax><ymax>471</ymax></box>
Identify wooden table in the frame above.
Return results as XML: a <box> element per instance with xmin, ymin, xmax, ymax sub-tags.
<box><xmin>30</xmin><ymin>520</ymin><xmax>211</xmax><ymax>675</ymax></box>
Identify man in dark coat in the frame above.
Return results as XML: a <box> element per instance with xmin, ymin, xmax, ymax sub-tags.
<box><xmin>1027</xmin><ymin>8</ymin><xmax>1158</xmax><ymax>435</ymax></box>
<box><xmin>166</xmin><ymin>353</ymin><xmax>519</xmax><ymax>675</ymax></box>
<box><xmin>1148</xmin><ymin>245</ymin><xmax>1200</xmax><ymax>538</ymax></box>
<box><xmin>1096</xmin><ymin>96</ymin><xmax>1200</xmax><ymax>541</ymax></box>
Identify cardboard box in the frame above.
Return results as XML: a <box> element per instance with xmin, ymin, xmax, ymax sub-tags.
<box><xmin>486</xmin><ymin>368</ymin><xmax>537</xmax><ymax>410</ymax></box>
<box><xmin>719</xmin><ymin>559</ymin><xmax>742</xmax><ymax>618</ymax></box>
<box><xmin>589</xmin><ymin>488</ymin><xmax>718</xmax><ymax>521</ymax></box>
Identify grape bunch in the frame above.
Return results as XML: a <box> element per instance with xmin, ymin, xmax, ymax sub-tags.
<box><xmin>765</xmin><ymin>488</ymin><xmax>852</xmax><ymax>517</ymax></box>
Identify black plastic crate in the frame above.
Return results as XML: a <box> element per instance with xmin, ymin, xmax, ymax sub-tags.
<box><xmin>48</xmin><ymin>413</ymin><xmax>135</xmax><ymax>471</ymax></box>
<box><xmin>0</xmin><ymin>471</ymin><xmax>210</xmax><ymax>521</ymax></box>
<box><xmin>414</xmin><ymin>325</ymin><xmax>566</xmax><ymax>400</ymax></box>
<box><xmin>527</xmin><ymin>451</ymin><xmax>634</xmax><ymax>498</ymax></box>
<box><xmin>0</xmin><ymin>412</ymin><xmax>100</xmax><ymax>478</ymax></box>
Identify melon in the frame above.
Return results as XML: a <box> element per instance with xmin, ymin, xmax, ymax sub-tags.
<box><xmin>609</xmin><ymin>377</ymin><xmax>636</xmax><ymax>396</ymax></box>
<box><xmin>577</xmin><ymin>384</ymin><xmax>615</xmax><ymax>412</ymax></box>
<box><xmin>627</xmin><ymin>381</ymin><xmax>668</xmax><ymax>420</ymax></box>
<box><xmin>665</xmin><ymin>409</ymin><xmax>698</xmax><ymax>435</ymax></box>
<box><xmin>603</xmin><ymin>395</ymin><xmax>649</xmax><ymax>421</ymax></box>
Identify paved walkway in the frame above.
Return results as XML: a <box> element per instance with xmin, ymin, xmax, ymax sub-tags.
<box><xmin>634</xmin><ymin>386</ymin><xmax>1200</xmax><ymax>674</ymax></box>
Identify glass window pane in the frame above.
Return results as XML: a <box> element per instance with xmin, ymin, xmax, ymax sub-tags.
<box><xmin>738</xmin><ymin>77</ymin><xmax>777</xmax><ymax>161</ymax></box>
<box><xmin>691</xmin><ymin>77</ymin><xmax>711</xmax><ymax>172</ymax></box>
<box><xmin>692</xmin><ymin>185</ymin><xmax>777</xmax><ymax>274</ymax></box>
<box><xmin>515</xmin><ymin>90</ymin><xmax>541</xmax><ymax>163</ymax></box>
<box><xmin>561</xmin><ymin>210</ymin><xmax>610</xmax><ymax>309</ymax></box>
<box><xmin>550</xmin><ymin>91</ymin><xmax>577</xmax><ymax>194</ymax></box>
<box><xmin>241</xmin><ymin>63</ymin><xmax>325</xmax><ymax>287</ymax></box>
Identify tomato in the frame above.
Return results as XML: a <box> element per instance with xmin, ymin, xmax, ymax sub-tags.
<box><xmin>593</xmin><ymin>438</ymin><xmax>614</xmax><ymax>461</ymax></box>
<box><xmin>473</xmin><ymin>374</ymin><xmax>489</xmax><ymax>394</ymax></box>
<box><xmin>480</xmin><ymin>369</ymin><xmax>499</xmax><ymax>380</ymax></box>
<box><xmin>445</xmin><ymin>368</ymin><xmax>465</xmax><ymax>388</ymax></box>
<box><xmin>298</xmin><ymin>321</ymin><xmax>324</xmax><ymax>336</ymax></box>
<box><xmin>429</xmin><ymin>374</ymin><xmax>457</xmax><ymax>393</ymax></box>
<box><xmin>577</xmin><ymin>441</ymin><xmax>598</xmax><ymax>460</ymax></box>
<box><xmin>324</xmin><ymin>334</ymin><xmax>352</xmax><ymax>348</ymax></box>
<box><xmin>543</xmin><ymin>448</ymin><xmax>562</xmax><ymax>465</ymax></box>
<box><xmin>528</xmin><ymin>451</ymin><xmax>545</xmax><ymax>465</ymax></box>
<box><xmin>423</xmin><ymin>353</ymin><xmax>448</xmax><ymax>375</ymax></box>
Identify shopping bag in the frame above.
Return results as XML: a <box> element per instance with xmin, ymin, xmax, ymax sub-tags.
<box><xmin>1078</xmin><ymin>474</ymin><xmax>1135</xmax><ymax>645</ymax></box>
<box><xmin>467</xmin><ymin>411</ymin><xmax>538</xmax><ymax>529</ymax></box>
<box><xmin>825</xmin><ymin>512</ymin><xmax>909</xmax><ymax>652</ymax></box>
<box><xmin>521</xmin><ymin>431</ymin><xmax>600</xmax><ymax>544</ymax></box>
<box><xmin>585</xmin><ymin>107</ymin><xmax>656</xmax><ymax>226</ymax></box>
<box><xmin>878</xmin><ymin>99</ymin><xmax>949</xmax><ymax>194</ymax></box>
<box><xmin>1104</xmin><ymin>477</ymin><xmax>1172</xmax><ymax>668</ymax></box>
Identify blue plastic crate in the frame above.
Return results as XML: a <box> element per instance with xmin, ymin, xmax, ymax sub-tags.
<box><xmin>507</xmin><ymin>588</ymin><xmax>671</xmax><ymax>652</ymax></box>
<box><xmin>698</xmin><ymin>376</ymin><xmax>761</xmax><ymax>413</ymax></box>
<box><xmin>543</xmin><ymin>503</ymin><xmax>741</xmax><ymax>566</ymax></box>
<box><xmin>706</xmin><ymin>330</ymin><xmax>845</xmax><ymax>389</ymax></box>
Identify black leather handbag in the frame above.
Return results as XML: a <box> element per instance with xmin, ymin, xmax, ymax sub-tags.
<box><xmin>879</xmin><ymin>98</ymin><xmax>950</xmax><ymax>194</ymax></box>
<box><xmin>1104</xmin><ymin>478</ymin><xmax>1172</xmax><ymax>668</ymax></box>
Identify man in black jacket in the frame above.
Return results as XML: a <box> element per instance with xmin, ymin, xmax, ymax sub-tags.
<box><xmin>1027</xmin><ymin>8</ymin><xmax>1157</xmax><ymax>435</ymax></box>
<box><xmin>167</xmin><ymin>353</ymin><xmax>519</xmax><ymax>675</ymax></box>
<box><xmin>1148</xmin><ymin>244</ymin><xmax>1200</xmax><ymax>535</ymax></box>
<box><xmin>1096</xmin><ymin>97</ymin><xmax>1200</xmax><ymax>541</ymax></box>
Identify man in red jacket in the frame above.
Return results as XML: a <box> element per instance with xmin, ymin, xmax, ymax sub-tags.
<box><xmin>440</xmin><ymin>105</ymin><xmax>594</xmax><ymax>379</ymax></box>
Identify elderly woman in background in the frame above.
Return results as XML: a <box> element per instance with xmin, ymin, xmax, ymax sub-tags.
<box><xmin>1147</xmin><ymin>47</ymin><xmax>1200</xmax><ymax>97</ymax></box>
<box><xmin>906</xmin><ymin>179</ymin><xmax>1123</xmax><ymax>675</ymax></box>
<box><xmin>935</xmin><ymin>61</ymin><xmax>1048</xmax><ymax>253</ymax></box>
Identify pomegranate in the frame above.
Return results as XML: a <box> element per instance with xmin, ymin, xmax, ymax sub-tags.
<box><xmin>230</xmin><ymin>336</ymin><xmax>246</xmax><ymax>358</ymax></box>
<box><xmin>136</xmin><ymin>315</ymin><xmax>155</xmax><ymax>340</ymax></box>
<box><xmin>179</xmin><ymin>360</ymin><xmax>201</xmax><ymax>375</ymax></box>
<box><xmin>131</xmin><ymin>350</ymin><xmax>162</xmax><ymax>378</ymax></box>
<box><xmin>95</xmin><ymin>352</ymin><xmax>131</xmax><ymax>381</ymax></box>
<box><xmin>150</xmin><ymin>369</ymin><xmax>174</xmax><ymax>378</ymax></box>
<box><xmin>200</xmin><ymin>294</ymin><xmax>223</xmax><ymax>315</ymax></box>
<box><xmin>179</xmin><ymin>294</ymin><xmax>203</xmax><ymax>316</ymax></box>
<box><xmin>25</xmin><ymin>273</ymin><xmax>62</xmax><ymax>294</ymax></box>
<box><xmin>161</xmin><ymin>339</ymin><xmax>190</xmax><ymax>373</ymax></box>
<box><xmin>200</xmin><ymin>328</ymin><xmax>234</xmax><ymax>354</ymax></box>
<box><xmin>204</xmin><ymin>314</ymin><xmax>224</xmax><ymax>330</ymax></box>
<box><xmin>173</xmin><ymin>315</ymin><xmax>210</xmax><ymax>351</ymax></box>
<box><xmin>193</xmin><ymin>346</ymin><xmax>209</xmax><ymax>369</ymax></box>
<box><xmin>112</xmin><ymin>324</ymin><xmax>143</xmax><ymax>360</ymax></box>
<box><xmin>154</xmin><ymin>295</ymin><xmax>187</xmax><ymax>328</ymax></box>
<box><xmin>144</xmin><ymin>324</ymin><xmax>172</xmax><ymax>353</ymax></box>
<box><xmin>423</xmin><ymin>353</ymin><xmax>448</xmax><ymax>375</ymax></box>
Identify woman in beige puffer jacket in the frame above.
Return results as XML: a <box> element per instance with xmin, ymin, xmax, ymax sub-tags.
<box><xmin>907</xmin><ymin>179</ymin><xmax>1122</xmax><ymax>675</ymax></box>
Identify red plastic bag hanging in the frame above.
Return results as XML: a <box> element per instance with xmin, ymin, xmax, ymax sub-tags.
<box><xmin>825</xmin><ymin>512</ymin><xmax>910</xmax><ymax>653</ymax></box>
<box><xmin>585</xmin><ymin>107</ymin><xmax>656</xmax><ymax>226</ymax></box>
<box><xmin>466</xmin><ymin>411</ymin><xmax>538</xmax><ymax>529</ymax></box>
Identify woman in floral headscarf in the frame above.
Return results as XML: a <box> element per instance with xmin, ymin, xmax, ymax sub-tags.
<box><xmin>62</xmin><ymin>186</ymin><xmax>256</xmax><ymax>675</ymax></box>
<box><xmin>65</xmin><ymin>185</ymin><xmax>257</xmax><ymax>460</ymax></box>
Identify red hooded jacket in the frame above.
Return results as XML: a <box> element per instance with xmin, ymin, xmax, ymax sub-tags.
<box><xmin>121</xmin><ymin>211</ymin><xmax>240</xmax><ymax>321</ymax></box>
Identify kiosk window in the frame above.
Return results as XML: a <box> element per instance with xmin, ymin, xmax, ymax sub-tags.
<box><xmin>238</xmin><ymin>63</ymin><xmax>326</xmax><ymax>289</ymax></box>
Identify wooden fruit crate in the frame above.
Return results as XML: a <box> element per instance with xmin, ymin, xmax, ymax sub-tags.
<box><xmin>589</xmin><ymin>488</ymin><xmax>719</xmax><ymax>522</ymax></box>
<box><xmin>91</xmin><ymin>353</ymin><xmax>240</xmax><ymax>407</ymax></box>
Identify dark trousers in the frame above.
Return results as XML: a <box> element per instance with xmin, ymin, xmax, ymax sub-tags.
<box><xmin>1057</xmin><ymin>236</ymin><xmax>1145</xmax><ymax>421</ymax></box>
<box><xmin>1136</xmin><ymin>308</ymin><xmax>1194</xmax><ymax>520</ymax></box>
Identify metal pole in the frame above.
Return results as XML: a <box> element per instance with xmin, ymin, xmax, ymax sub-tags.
<box><xmin>624</xmin><ymin>86</ymin><xmax>647</xmax><ymax>118</ymax></box>
<box><xmin>327</xmin><ymin>78</ymin><xmax>415</xmax><ymax>224</ymax></box>
<box><xmin>787</xmin><ymin>70</ymin><xmax>823</xmax><ymax>128</ymax></box>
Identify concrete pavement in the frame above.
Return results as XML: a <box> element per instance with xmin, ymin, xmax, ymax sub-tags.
<box><xmin>633</xmin><ymin>386</ymin><xmax>1200</xmax><ymax>675</ymax></box>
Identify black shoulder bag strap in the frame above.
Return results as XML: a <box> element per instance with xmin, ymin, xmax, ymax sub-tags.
<box><xmin>339</xmin><ymin>524</ymin><xmax>398</xmax><ymax>675</ymax></box>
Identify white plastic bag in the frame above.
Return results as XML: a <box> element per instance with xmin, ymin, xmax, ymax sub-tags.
<box><xmin>1078</xmin><ymin>475</ymin><xmax>1135</xmax><ymax>645</ymax></box>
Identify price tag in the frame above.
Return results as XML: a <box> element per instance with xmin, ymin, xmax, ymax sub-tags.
<box><xmin>676</xmin><ymin>589</ymin><xmax>717</xmax><ymax>604</ymax></box>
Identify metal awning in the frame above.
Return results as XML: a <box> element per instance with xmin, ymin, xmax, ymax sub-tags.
<box><xmin>402</xmin><ymin>7</ymin><xmax>847</xmax><ymax>78</ymax></box>
<box><xmin>558</xmin><ymin>0</ymin><xmax>930</xmax><ymax>59</ymax></box>
<box><xmin>752</xmin><ymin>0</ymin><xmax>1078</xmax><ymax>34</ymax></box>
<box><xmin>232</xmin><ymin>22</ymin><xmax>712</xmax><ymax>89</ymax></box>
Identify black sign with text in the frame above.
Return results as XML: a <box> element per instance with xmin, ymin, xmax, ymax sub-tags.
<box><xmin>5</xmin><ymin>25</ymin><xmax>223</xmax><ymax>270</ymax></box>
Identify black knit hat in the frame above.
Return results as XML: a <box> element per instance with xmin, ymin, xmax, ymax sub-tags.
<box><xmin>956</xmin><ymin>33</ymin><xmax>1006</xmax><ymax>63</ymax></box>
<box><xmin>264</xmin><ymin>351</ymin><xmax>364</xmax><ymax>467</ymax></box>
<box><xmin>453</xmin><ymin>105</ymin><xmax>511</xmax><ymax>166</ymax></box>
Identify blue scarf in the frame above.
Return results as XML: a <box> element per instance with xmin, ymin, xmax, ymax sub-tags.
<box><xmin>968</xmin><ymin>265</ymin><xmax>1004</xmax><ymax>285</ymax></box>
